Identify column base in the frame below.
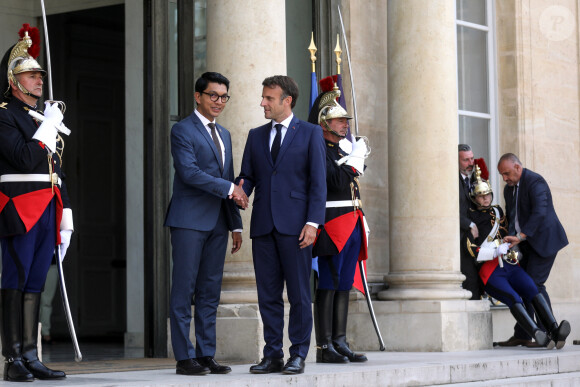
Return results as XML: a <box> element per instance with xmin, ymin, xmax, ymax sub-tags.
<box><xmin>347</xmin><ymin>298</ymin><xmax>492</xmax><ymax>351</ymax></box>
<box><xmin>380</xmin><ymin>272</ymin><xmax>472</xmax><ymax>300</ymax></box>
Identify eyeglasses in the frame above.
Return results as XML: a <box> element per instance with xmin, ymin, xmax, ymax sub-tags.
<box><xmin>201</xmin><ymin>91</ymin><xmax>231</xmax><ymax>103</ymax></box>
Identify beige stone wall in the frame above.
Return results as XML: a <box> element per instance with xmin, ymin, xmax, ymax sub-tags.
<box><xmin>496</xmin><ymin>0</ymin><xmax>580</xmax><ymax>309</ymax></box>
<box><xmin>345</xmin><ymin>0</ymin><xmax>389</xmax><ymax>282</ymax></box>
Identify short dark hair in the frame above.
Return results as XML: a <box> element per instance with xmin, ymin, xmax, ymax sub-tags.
<box><xmin>262</xmin><ymin>75</ymin><xmax>299</xmax><ymax>109</ymax></box>
<box><xmin>195</xmin><ymin>72</ymin><xmax>230</xmax><ymax>93</ymax></box>
<box><xmin>458</xmin><ymin>144</ymin><xmax>472</xmax><ymax>152</ymax></box>
<box><xmin>498</xmin><ymin>153</ymin><xmax>522</xmax><ymax>166</ymax></box>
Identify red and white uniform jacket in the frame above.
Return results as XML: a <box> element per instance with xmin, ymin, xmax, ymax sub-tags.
<box><xmin>0</xmin><ymin>97</ymin><xmax>72</xmax><ymax>242</ymax></box>
<box><xmin>463</xmin><ymin>205</ymin><xmax>509</xmax><ymax>285</ymax></box>
<box><xmin>313</xmin><ymin>139</ymin><xmax>367</xmax><ymax>261</ymax></box>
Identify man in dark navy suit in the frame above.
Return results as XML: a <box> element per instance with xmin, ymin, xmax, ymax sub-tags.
<box><xmin>164</xmin><ymin>72</ymin><xmax>246</xmax><ymax>375</ymax></box>
<box><xmin>496</xmin><ymin>153</ymin><xmax>568</xmax><ymax>347</ymax></box>
<box><xmin>458</xmin><ymin>144</ymin><xmax>482</xmax><ymax>300</ymax></box>
<box><xmin>237</xmin><ymin>75</ymin><xmax>326</xmax><ymax>375</ymax></box>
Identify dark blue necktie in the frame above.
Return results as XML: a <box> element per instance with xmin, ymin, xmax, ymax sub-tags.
<box><xmin>508</xmin><ymin>185</ymin><xmax>518</xmax><ymax>235</ymax></box>
<box><xmin>271</xmin><ymin>123</ymin><xmax>283</xmax><ymax>162</ymax></box>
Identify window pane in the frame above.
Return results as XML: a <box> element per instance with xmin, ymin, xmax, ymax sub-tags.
<box><xmin>457</xmin><ymin>0</ymin><xmax>486</xmax><ymax>25</ymax></box>
<box><xmin>457</xmin><ymin>26</ymin><xmax>489</xmax><ymax>113</ymax></box>
<box><xmin>459</xmin><ymin>115</ymin><xmax>489</xmax><ymax>165</ymax></box>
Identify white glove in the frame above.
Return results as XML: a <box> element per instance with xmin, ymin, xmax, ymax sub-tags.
<box><xmin>59</xmin><ymin>230</ymin><xmax>73</xmax><ymax>262</ymax></box>
<box><xmin>497</xmin><ymin>242</ymin><xmax>510</xmax><ymax>257</ymax></box>
<box><xmin>350</xmin><ymin>137</ymin><xmax>368</xmax><ymax>158</ymax></box>
<box><xmin>341</xmin><ymin>138</ymin><xmax>366</xmax><ymax>175</ymax></box>
<box><xmin>476</xmin><ymin>246</ymin><xmax>495</xmax><ymax>262</ymax></box>
<box><xmin>32</xmin><ymin>102</ymin><xmax>63</xmax><ymax>153</ymax></box>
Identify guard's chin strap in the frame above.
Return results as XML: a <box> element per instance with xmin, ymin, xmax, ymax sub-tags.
<box><xmin>13</xmin><ymin>80</ymin><xmax>41</xmax><ymax>100</ymax></box>
<box><xmin>322</xmin><ymin>123</ymin><xmax>347</xmax><ymax>139</ymax></box>
<box><xmin>329</xmin><ymin>129</ymin><xmax>346</xmax><ymax>139</ymax></box>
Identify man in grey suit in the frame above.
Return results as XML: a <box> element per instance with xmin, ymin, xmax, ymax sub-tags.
<box><xmin>164</xmin><ymin>72</ymin><xmax>247</xmax><ymax>375</ymax></box>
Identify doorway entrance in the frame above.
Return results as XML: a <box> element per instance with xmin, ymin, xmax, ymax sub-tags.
<box><xmin>45</xmin><ymin>4</ymin><xmax>127</xmax><ymax>361</ymax></box>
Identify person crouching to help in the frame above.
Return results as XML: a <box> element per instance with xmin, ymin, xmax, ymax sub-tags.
<box><xmin>308</xmin><ymin>79</ymin><xmax>368</xmax><ymax>363</ymax></box>
<box><xmin>464</xmin><ymin>165</ymin><xmax>570</xmax><ymax>349</ymax></box>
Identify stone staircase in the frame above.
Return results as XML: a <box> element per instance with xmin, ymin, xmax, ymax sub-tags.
<box><xmin>11</xmin><ymin>345</ymin><xmax>579</xmax><ymax>387</ymax></box>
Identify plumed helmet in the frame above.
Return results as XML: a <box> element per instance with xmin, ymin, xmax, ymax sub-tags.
<box><xmin>470</xmin><ymin>164</ymin><xmax>493</xmax><ymax>203</ymax></box>
<box><xmin>307</xmin><ymin>75</ymin><xmax>352</xmax><ymax>131</ymax></box>
<box><xmin>2</xmin><ymin>24</ymin><xmax>45</xmax><ymax>98</ymax></box>
<box><xmin>318</xmin><ymin>87</ymin><xmax>352</xmax><ymax>124</ymax></box>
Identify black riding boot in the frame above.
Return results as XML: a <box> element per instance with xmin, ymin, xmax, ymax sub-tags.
<box><xmin>314</xmin><ymin>289</ymin><xmax>348</xmax><ymax>363</ymax></box>
<box><xmin>332</xmin><ymin>290</ymin><xmax>367</xmax><ymax>362</ymax></box>
<box><xmin>532</xmin><ymin>294</ymin><xmax>571</xmax><ymax>350</ymax></box>
<box><xmin>510</xmin><ymin>302</ymin><xmax>549</xmax><ymax>347</ymax></box>
<box><xmin>1</xmin><ymin>289</ymin><xmax>34</xmax><ymax>382</ymax></box>
<box><xmin>21</xmin><ymin>292</ymin><xmax>66</xmax><ymax>380</ymax></box>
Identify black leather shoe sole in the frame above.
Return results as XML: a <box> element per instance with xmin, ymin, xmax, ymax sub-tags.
<box><xmin>249</xmin><ymin>365</ymin><xmax>282</xmax><ymax>374</ymax></box>
<box><xmin>555</xmin><ymin>320</ymin><xmax>571</xmax><ymax>350</ymax></box>
<box><xmin>176</xmin><ymin>367</ymin><xmax>210</xmax><ymax>376</ymax></box>
<box><xmin>282</xmin><ymin>366</ymin><xmax>304</xmax><ymax>375</ymax></box>
<box><xmin>209</xmin><ymin>365</ymin><xmax>231</xmax><ymax>374</ymax></box>
<box><xmin>348</xmin><ymin>355</ymin><xmax>368</xmax><ymax>362</ymax></box>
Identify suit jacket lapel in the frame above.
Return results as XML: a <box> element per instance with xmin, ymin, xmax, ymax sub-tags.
<box><xmin>261</xmin><ymin>123</ymin><xmax>275</xmax><ymax>166</ymax></box>
<box><xmin>517</xmin><ymin>168</ymin><xmax>528</xmax><ymax>215</ymax></box>
<box><xmin>191</xmin><ymin>113</ymin><xmax>224</xmax><ymax>175</ymax></box>
<box><xmin>460</xmin><ymin>175</ymin><xmax>469</xmax><ymax>199</ymax></box>
<box><xmin>274</xmin><ymin>117</ymin><xmax>299</xmax><ymax>166</ymax></box>
<box><xmin>218</xmin><ymin>124</ymin><xmax>230</xmax><ymax>177</ymax></box>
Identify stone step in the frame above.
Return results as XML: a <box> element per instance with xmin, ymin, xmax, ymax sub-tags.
<box><xmin>5</xmin><ymin>346</ymin><xmax>579</xmax><ymax>386</ymax></box>
<box><xmin>448</xmin><ymin>371</ymin><xmax>580</xmax><ymax>386</ymax></box>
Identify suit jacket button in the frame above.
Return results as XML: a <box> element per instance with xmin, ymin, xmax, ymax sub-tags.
<box><xmin>272</xmin><ymin>171</ymin><xmax>277</xmax><ymax>175</ymax></box>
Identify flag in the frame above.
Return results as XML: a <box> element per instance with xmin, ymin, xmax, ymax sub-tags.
<box><xmin>335</xmin><ymin>74</ymin><xmax>346</xmax><ymax>110</ymax></box>
<box><xmin>310</xmin><ymin>69</ymin><xmax>319</xmax><ymax>274</ymax></box>
<box><xmin>309</xmin><ymin>71</ymin><xmax>318</xmax><ymax>113</ymax></box>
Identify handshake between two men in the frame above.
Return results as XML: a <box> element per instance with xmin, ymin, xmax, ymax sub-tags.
<box><xmin>230</xmin><ymin>179</ymin><xmax>248</xmax><ymax>209</ymax></box>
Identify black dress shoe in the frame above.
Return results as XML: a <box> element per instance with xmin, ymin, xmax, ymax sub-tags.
<box><xmin>176</xmin><ymin>358</ymin><xmax>210</xmax><ymax>375</ymax></box>
<box><xmin>316</xmin><ymin>344</ymin><xmax>348</xmax><ymax>363</ymax></box>
<box><xmin>249</xmin><ymin>357</ymin><xmax>284</xmax><ymax>374</ymax></box>
<box><xmin>4</xmin><ymin>358</ymin><xmax>34</xmax><ymax>382</ymax></box>
<box><xmin>334</xmin><ymin>341</ymin><xmax>368</xmax><ymax>363</ymax></box>
<box><xmin>25</xmin><ymin>359</ymin><xmax>66</xmax><ymax>380</ymax></box>
<box><xmin>282</xmin><ymin>355</ymin><xmax>305</xmax><ymax>375</ymax></box>
<box><xmin>494</xmin><ymin>336</ymin><xmax>534</xmax><ymax>347</ymax></box>
<box><xmin>553</xmin><ymin>320</ymin><xmax>571</xmax><ymax>350</ymax></box>
<box><xmin>197</xmin><ymin>356</ymin><xmax>231</xmax><ymax>374</ymax></box>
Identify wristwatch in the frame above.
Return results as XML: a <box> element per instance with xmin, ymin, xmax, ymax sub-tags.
<box><xmin>516</xmin><ymin>232</ymin><xmax>526</xmax><ymax>242</ymax></box>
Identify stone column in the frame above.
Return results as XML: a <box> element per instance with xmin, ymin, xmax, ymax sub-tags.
<box><xmin>372</xmin><ymin>0</ymin><xmax>489</xmax><ymax>351</ymax></box>
<box><xmin>204</xmin><ymin>0</ymin><xmax>290</xmax><ymax>362</ymax></box>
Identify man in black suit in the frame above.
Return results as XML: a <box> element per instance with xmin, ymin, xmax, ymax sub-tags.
<box><xmin>458</xmin><ymin>144</ymin><xmax>482</xmax><ymax>300</ymax></box>
<box><xmin>496</xmin><ymin>153</ymin><xmax>568</xmax><ymax>347</ymax></box>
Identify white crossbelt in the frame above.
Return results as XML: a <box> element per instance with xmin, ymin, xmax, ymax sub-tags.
<box><xmin>326</xmin><ymin>199</ymin><xmax>361</xmax><ymax>208</ymax></box>
<box><xmin>0</xmin><ymin>174</ymin><xmax>61</xmax><ymax>186</ymax></box>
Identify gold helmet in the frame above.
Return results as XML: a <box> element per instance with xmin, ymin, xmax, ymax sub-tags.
<box><xmin>317</xmin><ymin>85</ymin><xmax>352</xmax><ymax>138</ymax></box>
<box><xmin>470</xmin><ymin>165</ymin><xmax>493</xmax><ymax>202</ymax></box>
<box><xmin>3</xmin><ymin>24</ymin><xmax>45</xmax><ymax>98</ymax></box>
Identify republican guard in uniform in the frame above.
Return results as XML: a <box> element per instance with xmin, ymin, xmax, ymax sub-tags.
<box><xmin>0</xmin><ymin>24</ymin><xmax>72</xmax><ymax>382</ymax></box>
<box><xmin>308</xmin><ymin>78</ymin><xmax>369</xmax><ymax>364</ymax></box>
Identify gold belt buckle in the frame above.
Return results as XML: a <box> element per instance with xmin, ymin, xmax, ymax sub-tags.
<box><xmin>51</xmin><ymin>173</ymin><xmax>59</xmax><ymax>185</ymax></box>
